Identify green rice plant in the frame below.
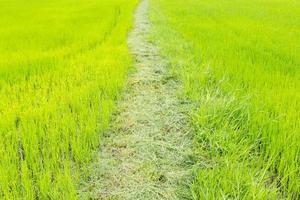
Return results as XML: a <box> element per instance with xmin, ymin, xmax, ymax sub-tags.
<box><xmin>150</xmin><ymin>0</ymin><xmax>299</xmax><ymax>199</ymax></box>
<box><xmin>0</xmin><ymin>0</ymin><xmax>137</xmax><ymax>198</ymax></box>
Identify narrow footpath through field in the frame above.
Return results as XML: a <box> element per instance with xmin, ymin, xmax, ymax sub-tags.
<box><xmin>83</xmin><ymin>0</ymin><xmax>194</xmax><ymax>199</ymax></box>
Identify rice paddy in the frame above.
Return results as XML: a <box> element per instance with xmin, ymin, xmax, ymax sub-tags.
<box><xmin>150</xmin><ymin>0</ymin><xmax>299</xmax><ymax>199</ymax></box>
<box><xmin>0</xmin><ymin>0</ymin><xmax>299</xmax><ymax>199</ymax></box>
<box><xmin>0</xmin><ymin>0</ymin><xmax>137</xmax><ymax>198</ymax></box>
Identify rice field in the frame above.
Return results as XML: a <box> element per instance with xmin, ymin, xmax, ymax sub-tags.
<box><xmin>0</xmin><ymin>0</ymin><xmax>137</xmax><ymax>198</ymax></box>
<box><xmin>150</xmin><ymin>0</ymin><xmax>299</xmax><ymax>199</ymax></box>
<box><xmin>1</xmin><ymin>0</ymin><xmax>299</xmax><ymax>199</ymax></box>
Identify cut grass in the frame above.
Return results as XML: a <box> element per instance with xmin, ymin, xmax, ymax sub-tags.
<box><xmin>81</xmin><ymin>0</ymin><xmax>194</xmax><ymax>199</ymax></box>
<box><xmin>150</xmin><ymin>0</ymin><xmax>300</xmax><ymax>199</ymax></box>
<box><xmin>0</xmin><ymin>0</ymin><xmax>138</xmax><ymax>198</ymax></box>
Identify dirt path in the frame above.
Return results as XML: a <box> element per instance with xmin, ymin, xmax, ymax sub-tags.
<box><xmin>82</xmin><ymin>0</ymin><xmax>194</xmax><ymax>199</ymax></box>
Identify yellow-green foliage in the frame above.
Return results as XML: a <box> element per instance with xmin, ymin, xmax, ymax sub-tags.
<box><xmin>0</xmin><ymin>0</ymin><xmax>137</xmax><ymax>198</ymax></box>
<box><xmin>150</xmin><ymin>0</ymin><xmax>299</xmax><ymax>199</ymax></box>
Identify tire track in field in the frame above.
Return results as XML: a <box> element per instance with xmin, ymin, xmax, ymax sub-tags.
<box><xmin>82</xmin><ymin>0</ymin><xmax>194</xmax><ymax>199</ymax></box>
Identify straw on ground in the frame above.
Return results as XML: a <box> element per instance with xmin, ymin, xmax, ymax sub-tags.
<box><xmin>81</xmin><ymin>0</ymin><xmax>195</xmax><ymax>199</ymax></box>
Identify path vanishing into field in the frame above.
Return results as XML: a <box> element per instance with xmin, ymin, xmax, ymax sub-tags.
<box><xmin>82</xmin><ymin>0</ymin><xmax>194</xmax><ymax>199</ymax></box>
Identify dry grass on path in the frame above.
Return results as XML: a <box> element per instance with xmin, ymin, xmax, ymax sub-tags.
<box><xmin>80</xmin><ymin>0</ymin><xmax>195</xmax><ymax>199</ymax></box>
